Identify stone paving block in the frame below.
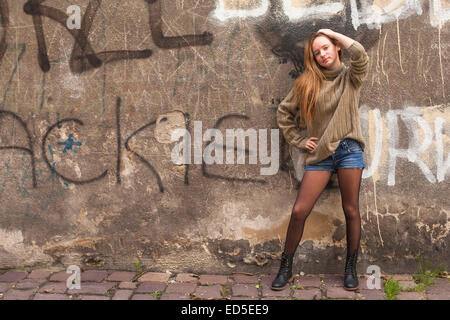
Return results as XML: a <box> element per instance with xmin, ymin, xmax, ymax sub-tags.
<box><xmin>232</xmin><ymin>274</ymin><xmax>258</xmax><ymax>284</ymax></box>
<box><xmin>80</xmin><ymin>295</ymin><xmax>111</xmax><ymax>300</ymax></box>
<box><xmin>294</xmin><ymin>276</ymin><xmax>321</xmax><ymax>288</ymax></box>
<box><xmin>261</xmin><ymin>296</ymin><xmax>290</xmax><ymax>300</ymax></box>
<box><xmin>398</xmin><ymin>281</ymin><xmax>416</xmax><ymax>291</ymax></box>
<box><xmin>426</xmin><ymin>293</ymin><xmax>450</xmax><ymax>300</ymax></box>
<box><xmin>160</xmin><ymin>293</ymin><xmax>192</xmax><ymax>300</ymax></box>
<box><xmin>119</xmin><ymin>281</ymin><xmax>137</xmax><ymax>289</ymax></box>
<box><xmin>112</xmin><ymin>289</ymin><xmax>133</xmax><ymax>300</ymax></box>
<box><xmin>15</xmin><ymin>279</ymin><xmax>46</xmax><ymax>290</ymax></box>
<box><xmin>292</xmin><ymin>288</ymin><xmax>321</xmax><ymax>300</ymax></box>
<box><xmin>81</xmin><ymin>270</ymin><xmax>109</xmax><ymax>282</ymax></box>
<box><xmin>322</xmin><ymin>275</ymin><xmax>342</xmax><ymax>287</ymax></box>
<box><xmin>425</xmin><ymin>279</ymin><xmax>450</xmax><ymax>295</ymax></box>
<box><xmin>166</xmin><ymin>282</ymin><xmax>197</xmax><ymax>294</ymax></box>
<box><xmin>194</xmin><ymin>285</ymin><xmax>223</xmax><ymax>299</ymax></box>
<box><xmin>67</xmin><ymin>282</ymin><xmax>115</xmax><ymax>295</ymax></box>
<box><xmin>3</xmin><ymin>289</ymin><xmax>35</xmax><ymax>300</ymax></box>
<box><xmin>39</xmin><ymin>282</ymin><xmax>67</xmax><ymax>294</ymax></box>
<box><xmin>325</xmin><ymin>287</ymin><xmax>357</xmax><ymax>299</ymax></box>
<box><xmin>232</xmin><ymin>283</ymin><xmax>259</xmax><ymax>298</ymax></box>
<box><xmin>259</xmin><ymin>275</ymin><xmax>277</xmax><ymax>288</ymax></box>
<box><xmin>28</xmin><ymin>270</ymin><xmax>52</xmax><ymax>280</ymax></box>
<box><xmin>396</xmin><ymin>292</ymin><xmax>425</xmax><ymax>300</ymax></box>
<box><xmin>390</xmin><ymin>274</ymin><xmax>414</xmax><ymax>281</ymax></box>
<box><xmin>49</xmin><ymin>271</ymin><xmax>71</xmax><ymax>282</ymax></box>
<box><xmin>358</xmin><ymin>289</ymin><xmax>386</xmax><ymax>300</ymax></box>
<box><xmin>262</xmin><ymin>285</ymin><xmax>291</xmax><ymax>297</ymax></box>
<box><xmin>0</xmin><ymin>283</ymin><xmax>13</xmax><ymax>293</ymax></box>
<box><xmin>199</xmin><ymin>275</ymin><xmax>229</xmax><ymax>286</ymax></box>
<box><xmin>131</xmin><ymin>294</ymin><xmax>157</xmax><ymax>300</ymax></box>
<box><xmin>175</xmin><ymin>273</ymin><xmax>198</xmax><ymax>283</ymax></box>
<box><xmin>0</xmin><ymin>271</ymin><xmax>28</xmax><ymax>282</ymax></box>
<box><xmin>135</xmin><ymin>281</ymin><xmax>166</xmax><ymax>293</ymax></box>
<box><xmin>231</xmin><ymin>296</ymin><xmax>258</xmax><ymax>300</ymax></box>
<box><xmin>138</xmin><ymin>272</ymin><xmax>171</xmax><ymax>283</ymax></box>
<box><xmin>106</xmin><ymin>272</ymin><xmax>135</xmax><ymax>282</ymax></box>
<box><xmin>34</xmin><ymin>293</ymin><xmax>70</xmax><ymax>300</ymax></box>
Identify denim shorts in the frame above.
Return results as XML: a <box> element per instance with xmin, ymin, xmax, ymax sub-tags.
<box><xmin>305</xmin><ymin>138</ymin><xmax>365</xmax><ymax>172</ymax></box>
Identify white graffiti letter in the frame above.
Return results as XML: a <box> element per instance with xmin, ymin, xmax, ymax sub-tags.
<box><xmin>387</xmin><ymin>108</ymin><xmax>435</xmax><ymax>186</ymax></box>
<box><xmin>430</xmin><ymin>0</ymin><xmax>450</xmax><ymax>28</ymax></box>
<box><xmin>350</xmin><ymin>0</ymin><xmax>423</xmax><ymax>30</ymax></box>
<box><xmin>435</xmin><ymin>117</ymin><xmax>450</xmax><ymax>182</ymax></box>
<box><xmin>212</xmin><ymin>0</ymin><xmax>269</xmax><ymax>21</ymax></box>
<box><xmin>362</xmin><ymin>108</ymin><xmax>383</xmax><ymax>179</ymax></box>
<box><xmin>282</xmin><ymin>0</ymin><xmax>344</xmax><ymax>22</ymax></box>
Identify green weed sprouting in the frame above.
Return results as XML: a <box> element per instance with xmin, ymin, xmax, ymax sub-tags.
<box><xmin>384</xmin><ymin>277</ymin><xmax>401</xmax><ymax>300</ymax></box>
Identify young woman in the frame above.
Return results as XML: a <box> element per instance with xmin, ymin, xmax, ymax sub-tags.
<box><xmin>272</xmin><ymin>29</ymin><xmax>369</xmax><ymax>291</ymax></box>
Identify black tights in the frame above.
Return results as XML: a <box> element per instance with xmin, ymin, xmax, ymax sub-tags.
<box><xmin>283</xmin><ymin>168</ymin><xmax>362</xmax><ymax>256</ymax></box>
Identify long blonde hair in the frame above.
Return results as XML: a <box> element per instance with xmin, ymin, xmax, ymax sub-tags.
<box><xmin>293</xmin><ymin>32</ymin><xmax>342</xmax><ymax>126</ymax></box>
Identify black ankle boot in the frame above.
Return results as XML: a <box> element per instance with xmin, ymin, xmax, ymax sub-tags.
<box><xmin>344</xmin><ymin>249</ymin><xmax>359</xmax><ymax>291</ymax></box>
<box><xmin>271</xmin><ymin>252</ymin><xmax>294</xmax><ymax>290</ymax></box>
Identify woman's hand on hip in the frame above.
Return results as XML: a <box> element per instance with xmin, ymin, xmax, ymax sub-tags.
<box><xmin>305</xmin><ymin>137</ymin><xmax>318</xmax><ymax>152</ymax></box>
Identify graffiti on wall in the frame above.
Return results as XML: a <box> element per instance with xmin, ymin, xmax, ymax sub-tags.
<box><xmin>21</xmin><ymin>0</ymin><xmax>213</xmax><ymax>73</ymax></box>
<box><xmin>212</xmin><ymin>0</ymin><xmax>449</xmax><ymax>29</ymax></box>
<box><xmin>0</xmin><ymin>0</ymin><xmax>448</xmax><ymax>197</ymax></box>
<box><xmin>360</xmin><ymin>105</ymin><xmax>450</xmax><ymax>185</ymax></box>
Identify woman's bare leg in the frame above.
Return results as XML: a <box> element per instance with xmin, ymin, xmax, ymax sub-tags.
<box><xmin>283</xmin><ymin>170</ymin><xmax>333</xmax><ymax>254</ymax></box>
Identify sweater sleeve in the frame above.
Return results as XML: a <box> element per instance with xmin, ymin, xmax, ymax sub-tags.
<box><xmin>346</xmin><ymin>40</ymin><xmax>369</xmax><ymax>88</ymax></box>
<box><xmin>276</xmin><ymin>87</ymin><xmax>308</xmax><ymax>150</ymax></box>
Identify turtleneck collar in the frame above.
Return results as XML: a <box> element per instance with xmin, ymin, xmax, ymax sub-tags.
<box><xmin>320</xmin><ymin>62</ymin><xmax>345</xmax><ymax>80</ymax></box>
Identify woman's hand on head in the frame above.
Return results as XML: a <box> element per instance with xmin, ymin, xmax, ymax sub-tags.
<box><xmin>305</xmin><ymin>137</ymin><xmax>318</xmax><ymax>152</ymax></box>
<box><xmin>317</xmin><ymin>29</ymin><xmax>336</xmax><ymax>39</ymax></box>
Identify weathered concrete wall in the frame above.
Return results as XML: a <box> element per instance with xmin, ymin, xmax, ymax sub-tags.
<box><xmin>0</xmin><ymin>0</ymin><xmax>448</xmax><ymax>274</ymax></box>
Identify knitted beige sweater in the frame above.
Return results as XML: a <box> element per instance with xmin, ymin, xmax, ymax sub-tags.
<box><xmin>277</xmin><ymin>40</ymin><xmax>369</xmax><ymax>165</ymax></box>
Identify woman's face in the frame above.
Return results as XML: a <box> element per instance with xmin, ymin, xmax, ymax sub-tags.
<box><xmin>312</xmin><ymin>35</ymin><xmax>341</xmax><ymax>70</ymax></box>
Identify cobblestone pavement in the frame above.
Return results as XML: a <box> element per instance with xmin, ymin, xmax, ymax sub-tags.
<box><xmin>0</xmin><ymin>269</ymin><xmax>448</xmax><ymax>300</ymax></box>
